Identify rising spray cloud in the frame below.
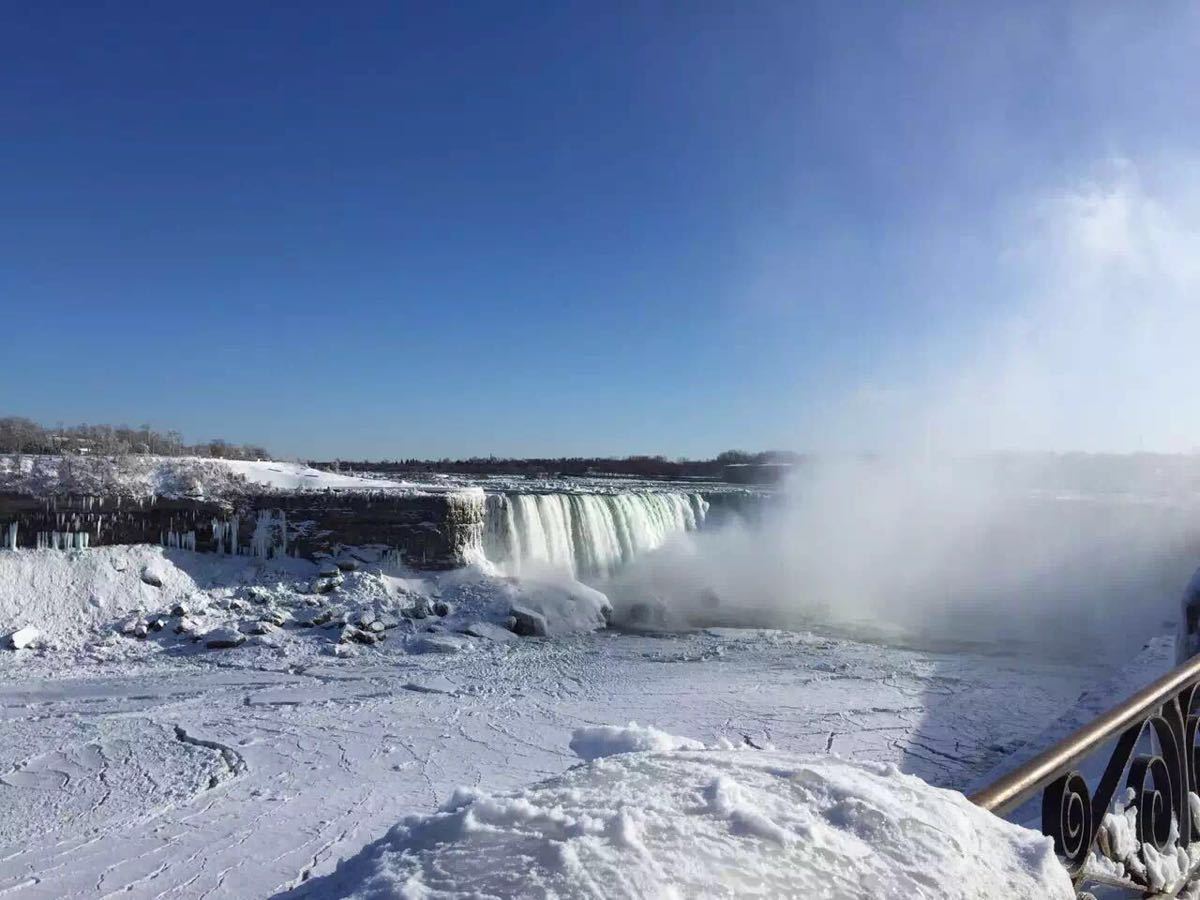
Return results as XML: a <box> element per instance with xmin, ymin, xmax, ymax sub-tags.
<box><xmin>605</xmin><ymin>164</ymin><xmax>1200</xmax><ymax>656</ymax></box>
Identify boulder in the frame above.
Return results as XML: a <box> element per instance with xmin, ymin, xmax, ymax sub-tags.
<box><xmin>433</xmin><ymin>600</ymin><xmax>452</xmax><ymax>618</ymax></box>
<box><xmin>294</xmin><ymin>608</ymin><xmax>334</xmax><ymax>628</ymax></box>
<box><xmin>340</xmin><ymin>625</ymin><xmax>378</xmax><ymax>645</ymax></box>
<box><xmin>170</xmin><ymin>602</ymin><xmax>189</xmax><ymax>618</ymax></box>
<box><xmin>246</xmin><ymin>586</ymin><xmax>272</xmax><ymax>604</ymax></box>
<box><xmin>205</xmin><ymin>627</ymin><xmax>246</xmax><ymax>649</ymax></box>
<box><xmin>510</xmin><ymin>605</ymin><xmax>549</xmax><ymax>637</ymax></box>
<box><xmin>504</xmin><ymin>580</ymin><xmax>612</xmax><ymax>636</ymax></box>
<box><xmin>241</xmin><ymin>621</ymin><xmax>277</xmax><ymax>636</ymax></box>
<box><xmin>404</xmin><ymin>597</ymin><xmax>432</xmax><ymax>620</ymax></box>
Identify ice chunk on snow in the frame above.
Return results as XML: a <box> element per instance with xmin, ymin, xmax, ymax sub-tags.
<box><xmin>569</xmin><ymin>722</ymin><xmax>705</xmax><ymax>761</ymax></box>
<box><xmin>8</xmin><ymin>626</ymin><xmax>39</xmax><ymax>650</ymax></box>
<box><xmin>140</xmin><ymin>562</ymin><xmax>166</xmax><ymax>587</ymax></box>
<box><xmin>409</xmin><ymin>634</ymin><xmax>471</xmax><ymax>654</ymax></box>
<box><xmin>305</xmin><ymin>748</ymin><xmax>1072</xmax><ymax>899</ymax></box>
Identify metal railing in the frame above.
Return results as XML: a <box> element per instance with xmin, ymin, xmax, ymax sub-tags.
<box><xmin>971</xmin><ymin>651</ymin><xmax>1200</xmax><ymax>896</ymax></box>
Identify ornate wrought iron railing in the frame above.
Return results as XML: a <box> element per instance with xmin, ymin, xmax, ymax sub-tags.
<box><xmin>971</xmin><ymin>651</ymin><xmax>1200</xmax><ymax>897</ymax></box>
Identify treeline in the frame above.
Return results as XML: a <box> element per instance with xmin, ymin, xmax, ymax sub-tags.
<box><xmin>0</xmin><ymin>417</ymin><xmax>270</xmax><ymax>460</ymax></box>
<box><xmin>315</xmin><ymin>450</ymin><xmax>801</xmax><ymax>481</ymax></box>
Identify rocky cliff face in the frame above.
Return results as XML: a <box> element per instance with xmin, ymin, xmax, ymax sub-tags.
<box><xmin>0</xmin><ymin>489</ymin><xmax>486</xmax><ymax>570</ymax></box>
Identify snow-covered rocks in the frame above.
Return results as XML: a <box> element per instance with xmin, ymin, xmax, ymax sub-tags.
<box><xmin>508</xmin><ymin>604</ymin><xmax>548</xmax><ymax>637</ymax></box>
<box><xmin>0</xmin><ymin>542</ymin><xmax>617</xmax><ymax>664</ymax></box>
<box><xmin>503</xmin><ymin>578</ymin><xmax>612</xmax><ymax>637</ymax></box>
<box><xmin>340</xmin><ymin>625</ymin><xmax>380</xmax><ymax>645</ymax></box>
<box><xmin>7</xmin><ymin>625</ymin><xmax>40</xmax><ymax>650</ymax></box>
<box><xmin>204</xmin><ymin>627</ymin><xmax>246</xmax><ymax>649</ymax></box>
<box><xmin>327</xmin><ymin>735</ymin><xmax>1073</xmax><ymax>899</ymax></box>
<box><xmin>259</xmin><ymin>608</ymin><xmax>288</xmax><ymax>627</ymax></box>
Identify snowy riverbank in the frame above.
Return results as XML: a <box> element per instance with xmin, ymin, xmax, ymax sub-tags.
<box><xmin>0</xmin><ymin>587</ymin><xmax>1107</xmax><ymax>897</ymax></box>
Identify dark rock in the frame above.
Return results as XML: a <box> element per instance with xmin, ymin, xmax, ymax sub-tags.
<box><xmin>404</xmin><ymin>598</ymin><xmax>431</xmax><ymax>620</ymax></box>
<box><xmin>509</xmin><ymin>606</ymin><xmax>548</xmax><ymax>637</ymax></box>
<box><xmin>246</xmin><ymin>586</ymin><xmax>271</xmax><ymax>604</ymax></box>
<box><xmin>340</xmin><ymin>625</ymin><xmax>378</xmax><ymax>645</ymax></box>
<box><xmin>205</xmin><ymin>627</ymin><xmax>246</xmax><ymax>649</ymax></box>
<box><xmin>260</xmin><ymin>609</ymin><xmax>287</xmax><ymax>627</ymax></box>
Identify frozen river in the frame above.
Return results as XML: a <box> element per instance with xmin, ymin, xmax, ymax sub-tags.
<box><xmin>0</xmin><ymin>626</ymin><xmax>1105</xmax><ymax>899</ymax></box>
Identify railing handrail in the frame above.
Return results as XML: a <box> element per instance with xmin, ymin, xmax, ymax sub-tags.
<box><xmin>971</xmin><ymin>649</ymin><xmax>1200</xmax><ymax>816</ymax></box>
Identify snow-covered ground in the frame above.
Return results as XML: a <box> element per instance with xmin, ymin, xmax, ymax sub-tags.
<box><xmin>0</xmin><ymin>454</ymin><xmax>757</xmax><ymax>500</ymax></box>
<box><xmin>2</xmin><ymin>459</ymin><xmax>1196</xmax><ymax>895</ymax></box>
<box><xmin>0</xmin><ymin>455</ymin><xmax>428</xmax><ymax>499</ymax></box>
<box><xmin>296</xmin><ymin>725</ymin><xmax>1072</xmax><ymax>899</ymax></box>
<box><xmin>0</xmin><ymin>543</ymin><xmax>1108</xmax><ymax>897</ymax></box>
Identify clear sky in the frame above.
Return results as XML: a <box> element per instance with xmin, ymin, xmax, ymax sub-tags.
<box><xmin>4</xmin><ymin>2</ymin><xmax>1199</xmax><ymax>458</ymax></box>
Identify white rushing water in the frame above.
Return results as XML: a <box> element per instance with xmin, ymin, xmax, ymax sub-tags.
<box><xmin>484</xmin><ymin>492</ymin><xmax>708</xmax><ymax>579</ymax></box>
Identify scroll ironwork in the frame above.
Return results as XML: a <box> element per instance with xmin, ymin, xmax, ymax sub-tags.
<box><xmin>971</xmin><ymin>654</ymin><xmax>1200</xmax><ymax>895</ymax></box>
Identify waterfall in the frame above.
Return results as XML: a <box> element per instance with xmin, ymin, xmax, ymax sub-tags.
<box><xmin>484</xmin><ymin>492</ymin><xmax>708</xmax><ymax>578</ymax></box>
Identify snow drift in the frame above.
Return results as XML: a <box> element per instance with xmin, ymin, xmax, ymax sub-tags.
<box><xmin>294</xmin><ymin>725</ymin><xmax>1072</xmax><ymax>899</ymax></box>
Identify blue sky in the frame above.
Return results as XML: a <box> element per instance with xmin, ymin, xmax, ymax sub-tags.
<box><xmin>4</xmin><ymin>2</ymin><xmax>1198</xmax><ymax>458</ymax></box>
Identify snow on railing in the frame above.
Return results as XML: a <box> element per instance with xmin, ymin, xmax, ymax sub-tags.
<box><xmin>972</xmin><ymin>649</ymin><xmax>1200</xmax><ymax>896</ymax></box>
